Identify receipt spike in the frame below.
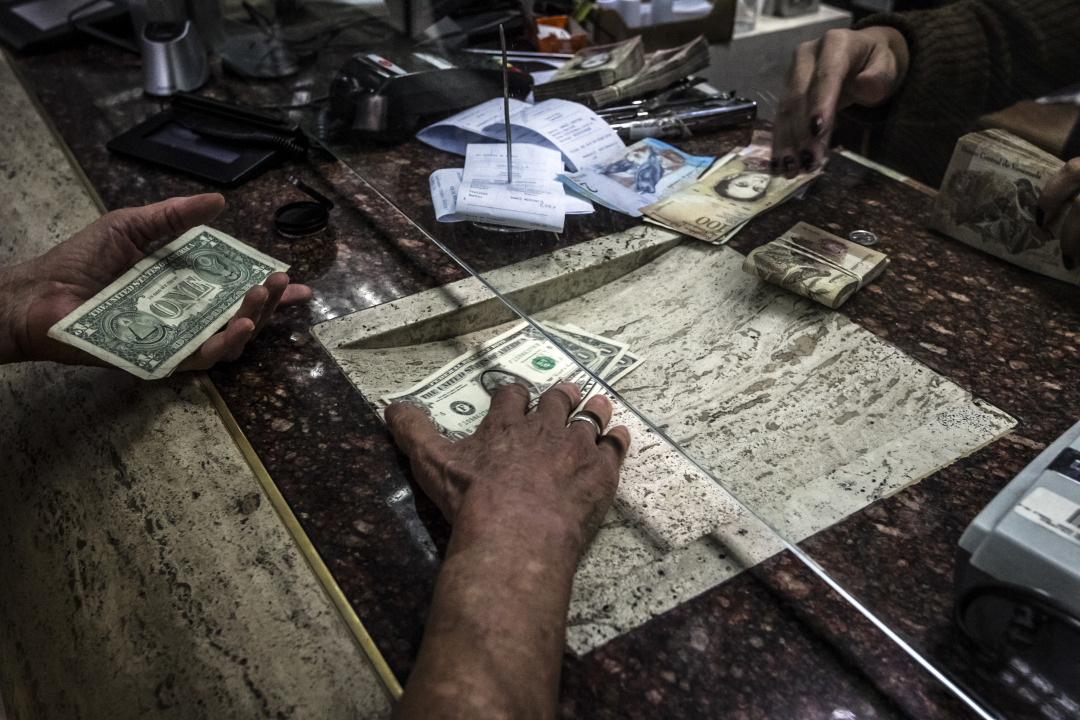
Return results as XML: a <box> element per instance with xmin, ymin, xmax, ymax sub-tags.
<box><xmin>500</xmin><ymin>24</ymin><xmax>513</xmax><ymax>185</ymax></box>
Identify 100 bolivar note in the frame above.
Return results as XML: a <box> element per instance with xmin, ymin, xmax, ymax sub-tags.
<box><xmin>48</xmin><ymin>225</ymin><xmax>289</xmax><ymax>380</ymax></box>
<box><xmin>641</xmin><ymin>131</ymin><xmax>821</xmax><ymax>244</ymax></box>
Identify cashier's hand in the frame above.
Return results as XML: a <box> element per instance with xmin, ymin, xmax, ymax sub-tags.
<box><xmin>1038</xmin><ymin>158</ymin><xmax>1080</xmax><ymax>265</ymax></box>
<box><xmin>772</xmin><ymin>26</ymin><xmax>910</xmax><ymax>178</ymax></box>
<box><xmin>0</xmin><ymin>193</ymin><xmax>312</xmax><ymax>369</ymax></box>
<box><xmin>385</xmin><ymin>381</ymin><xmax>631</xmax><ymax>556</ymax></box>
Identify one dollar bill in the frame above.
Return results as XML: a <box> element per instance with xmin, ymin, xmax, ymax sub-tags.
<box><xmin>382</xmin><ymin>321</ymin><xmax>640</xmax><ymax>440</ymax></box>
<box><xmin>48</xmin><ymin>225</ymin><xmax>289</xmax><ymax>380</ymax></box>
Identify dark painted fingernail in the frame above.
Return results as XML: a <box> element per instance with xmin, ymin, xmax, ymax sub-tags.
<box><xmin>770</xmin><ymin>158</ymin><xmax>780</xmax><ymax>175</ymax></box>
<box><xmin>800</xmin><ymin>150</ymin><xmax>814</xmax><ymax>171</ymax></box>
<box><xmin>782</xmin><ymin>156</ymin><xmax>796</xmax><ymax>174</ymax></box>
<box><xmin>1035</xmin><ymin>207</ymin><xmax>1045</xmax><ymax>227</ymax></box>
<box><xmin>1064</xmin><ymin>254</ymin><xmax>1076</xmax><ymax>270</ymax></box>
<box><xmin>810</xmin><ymin>115</ymin><xmax>825</xmax><ymax>137</ymax></box>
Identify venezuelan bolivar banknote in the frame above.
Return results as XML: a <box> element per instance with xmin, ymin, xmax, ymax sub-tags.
<box><xmin>48</xmin><ymin>225</ymin><xmax>288</xmax><ymax>380</ymax></box>
<box><xmin>641</xmin><ymin>132</ymin><xmax>821</xmax><ymax>244</ymax></box>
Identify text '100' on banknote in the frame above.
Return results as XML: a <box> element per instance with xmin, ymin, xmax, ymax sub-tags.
<box><xmin>48</xmin><ymin>225</ymin><xmax>289</xmax><ymax>380</ymax></box>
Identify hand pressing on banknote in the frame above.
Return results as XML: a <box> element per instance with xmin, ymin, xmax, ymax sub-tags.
<box><xmin>0</xmin><ymin>193</ymin><xmax>312</xmax><ymax>369</ymax></box>
<box><xmin>385</xmin><ymin>381</ymin><xmax>630</xmax><ymax>720</ymax></box>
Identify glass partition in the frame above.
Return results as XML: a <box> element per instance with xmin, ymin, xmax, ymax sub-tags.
<box><xmin>64</xmin><ymin>2</ymin><xmax>1079</xmax><ymax>716</ymax></box>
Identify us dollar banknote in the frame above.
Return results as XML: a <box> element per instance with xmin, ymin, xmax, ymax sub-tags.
<box><xmin>48</xmin><ymin>225</ymin><xmax>289</xmax><ymax>380</ymax></box>
<box><xmin>641</xmin><ymin>134</ymin><xmax>821</xmax><ymax>244</ymax></box>
<box><xmin>381</xmin><ymin>321</ymin><xmax>639</xmax><ymax>440</ymax></box>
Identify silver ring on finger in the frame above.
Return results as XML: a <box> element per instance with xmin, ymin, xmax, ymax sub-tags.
<box><xmin>567</xmin><ymin>410</ymin><xmax>603</xmax><ymax>440</ymax></box>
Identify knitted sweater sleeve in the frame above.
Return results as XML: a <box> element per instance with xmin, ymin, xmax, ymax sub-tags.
<box><xmin>852</xmin><ymin>0</ymin><xmax>1080</xmax><ymax>185</ymax></box>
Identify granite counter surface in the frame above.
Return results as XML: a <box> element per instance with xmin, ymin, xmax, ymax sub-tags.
<box><xmin>6</xmin><ymin>29</ymin><xmax>1080</xmax><ymax>720</ymax></box>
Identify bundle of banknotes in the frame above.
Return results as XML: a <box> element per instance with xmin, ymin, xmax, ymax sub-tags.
<box><xmin>579</xmin><ymin>36</ymin><xmax>710</xmax><ymax>110</ymax></box>
<box><xmin>742</xmin><ymin>222</ymin><xmax>889</xmax><ymax>309</ymax></box>
<box><xmin>930</xmin><ymin>129</ymin><xmax>1078</xmax><ymax>284</ymax></box>
<box><xmin>47</xmin><ymin>226</ymin><xmax>289</xmax><ymax>380</ymax></box>
<box><xmin>642</xmin><ymin>130</ymin><xmax>822</xmax><ymax>244</ymax></box>
<box><xmin>532</xmin><ymin>37</ymin><xmax>645</xmax><ymax>103</ymax></box>
<box><xmin>381</xmin><ymin>321</ymin><xmax>643</xmax><ymax>440</ymax></box>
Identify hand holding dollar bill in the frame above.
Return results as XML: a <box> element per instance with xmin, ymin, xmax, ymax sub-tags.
<box><xmin>0</xmin><ymin>195</ymin><xmax>310</xmax><ymax>376</ymax></box>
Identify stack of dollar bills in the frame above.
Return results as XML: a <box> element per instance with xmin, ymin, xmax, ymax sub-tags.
<box><xmin>742</xmin><ymin>222</ymin><xmax>889</xmax><ymax>309</ymax></box>
<box><xmin>381</xmin><ymin>321</ymin><xmax>643</xmax><ymax>441</ymax></box>
<box><xmin>930</xmin><ymin>129</ymin><xmax>1077</xmax><ymax>284</ymax></box>
<box><xmin>47</xmin><ymin>225</ymin><xmax>289</xmax><ymax>380</ymax></box>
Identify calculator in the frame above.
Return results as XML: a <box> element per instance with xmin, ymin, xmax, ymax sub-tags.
<box><xmin>955</xmin><ymin>420</ymin><xmax>1080</xmax><ymax>700</ymax></box>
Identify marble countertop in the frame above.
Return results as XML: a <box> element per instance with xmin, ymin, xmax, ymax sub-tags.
<box><xmin>3</xmin><ymin>24</ymin><xmax>1079</xmax><ymax>720</ymax></box>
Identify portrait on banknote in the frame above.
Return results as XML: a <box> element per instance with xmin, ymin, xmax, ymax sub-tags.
<box><xmin>713</xmin><ymin>170</ymin><xmax>771</xmax><ymax>202</ymax></box>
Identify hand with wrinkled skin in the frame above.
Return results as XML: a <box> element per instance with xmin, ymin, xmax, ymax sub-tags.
<box><xmin>0</xmin><ymin>193</ymin><xmax>312</xmax><ymax>370</ymax></box>
<box><xmin>1037</xmin><ymin>157</ymin><xmax>1080</xmax><ymax>266</ymax></box>
<box><xmin>772</xmin><ymin>26</ymin><xmax>910</xmax><ymax>178</ymax></box>
<box><xmin>386</xmin><ymin>381</ymin><xmax>631</xmax><ymax>720</ymax></box>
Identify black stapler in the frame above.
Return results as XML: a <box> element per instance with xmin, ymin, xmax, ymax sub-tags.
<box><xmin>107</xmin><ymin>93</ymin><xmax>307</xmax><ymax>186</ymax></box>
<box><xmin>328</xmin><ymin>45</ymin><xmax>533</xmax><ymax>143</ymax></box>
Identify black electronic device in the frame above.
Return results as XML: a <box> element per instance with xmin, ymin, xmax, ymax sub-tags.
<box><xmin>107</xmin><ymin>93</ymin><xmax>307</xmax><ymax>187</ymax></box>
<box><xmin>0</xmin><ymin>0</ymin><xmax>128</xmax><ymax>52</ymax></box>
<box><xmin>328</xmin><ymin>45</ymin><xmax>532</xmax><ymax>143</ymax></box>
<box><xmin>955</xmin><ymin>420</ymin><xmax>1080</xmax><ymax>703</ymax></box>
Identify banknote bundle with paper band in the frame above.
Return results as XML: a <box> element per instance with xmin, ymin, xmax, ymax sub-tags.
<box><xmin>742</xmin><ymin>222</ymin><xmax>889</xmax><ymax>309</ymax></box>
<box><xmin>930</xmin><ymin>129</ymin><xmax>1078</xmax><ymax>284</ymax></box>
<box><xmin>532</xmin><ymin>36</ymin><xmax>645</xmax><ymax>103</ymax></box>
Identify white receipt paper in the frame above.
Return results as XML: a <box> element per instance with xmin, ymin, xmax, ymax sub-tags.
<box><xmin>417</xmin><ymin>98</ymin><xmax>624</xmax><ymax>173</ymax></box>
<box><xmin>430</xmin><ymin>144</ymin><xmax>581</xmax><ymax>232</ymax></box>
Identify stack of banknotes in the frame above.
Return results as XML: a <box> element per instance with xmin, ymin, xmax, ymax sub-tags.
<box><xmin>578</xmin><ymin>36</ymin><xmax>710</xmax><ymax>110</ymax></box>
<box><xmin>48</xmin><ymin>226</ymin><xmax>289</xmax><ymax>380</ymax></box>
<box><xmin>930</xmin><ymin>128</ymin><xmax>1077</xmax><ymax>284</ymax></box>
<box><xmin>533</xmin><ymin>37</ymin><xmax>645</xmax><ymax>103</ymax></box>
<box><xmin>742</xmin><ymin>222</ymin><xmax>889</xmax><ymax>309</ymax></box>
<box><xmin>642</xmin><ymin>130</ymin><xmax>822</xmax><ymax>244</ymax></box>
<box><xmin>381</xmin><ymin>321</ymin><xmax>643</xmax><ymax>440</ymax></box>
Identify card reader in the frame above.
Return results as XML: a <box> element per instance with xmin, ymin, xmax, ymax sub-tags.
<box><xmin>955</xmin><ymin>420</ymin><xmax>1080</xmax><ymax>700</ymax></box>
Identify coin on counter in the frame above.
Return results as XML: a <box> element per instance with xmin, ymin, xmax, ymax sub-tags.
<box><xmin>848</xmin><ymin>230</ymin><xmax>879</xmax><ymax>246</ymax></box>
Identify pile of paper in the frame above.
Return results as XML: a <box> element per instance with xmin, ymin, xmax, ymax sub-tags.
<box><xmin>420</xmin><ymin>97</ymin><xmax>628</xmax><ymax>231</ymax></box>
